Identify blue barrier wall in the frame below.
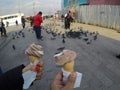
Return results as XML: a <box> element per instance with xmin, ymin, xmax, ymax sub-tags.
<box><xmin>64</xmin><ymin>0</ymin><xmax>68</xmax><ymax>7</ymax></box>
<box><xmin>78</xmin><ymin>0</ymin><xmax>87</xmax><ymax>4</ymax></box>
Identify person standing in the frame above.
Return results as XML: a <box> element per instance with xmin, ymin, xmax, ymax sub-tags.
<box><xmin>61</xmin><ymin>14</ymin><xmax>64</xmax><ymax>22</ymax></box>
<box><xmin>30</xmin><ymin>16</ymin><xmax>33</xmax><ymax>27</ymax></box>
<box><xmin>33</xmin><ymin>11</ymin><xmax>43</xmax><ymax>40</ymax></box>
<box><xmin>6</xmin><ymin>22</ymin><xmax>9</xmax><ymax>27</ymax></box>
<box><xmin>64</xmin><ymin>11</ymin><xmax>73</xmax><ymax>30</ymax></box>
<box><xmin>21</xmin><ymin>16</ymin><xmax>26</xmax><ymax>29</ymax></box>
<box><xmin>15</xmin><ymin>20</ymin><xmax>18</xmax><ymax>26</ymax></box>
<box><xmin>0</xmin><ymin>19</ymin><xmax>7</xmax><ymax>37</ymax></box>
<box><xmin>0</xmin><ymin>19</ymin><xmax>2</xmax><ymax>36</ymax></box>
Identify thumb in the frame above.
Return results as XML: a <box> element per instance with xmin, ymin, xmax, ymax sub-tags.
<box><xmin>65</xmin><ymin>72</ymin><xmax>76</xmax><ymax>89</ymax></box>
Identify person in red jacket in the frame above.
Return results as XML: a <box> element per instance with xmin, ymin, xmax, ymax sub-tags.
<box><xmin>33</xmin><ymin>11</ymin><xmax>43</xmax><ymax>40</ymax></box>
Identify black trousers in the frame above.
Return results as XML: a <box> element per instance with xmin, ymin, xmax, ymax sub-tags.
<box><xmin>34</xmin><ymin>26</ymin><xmax>41</xmax><ymax>39</ymax></box>
<box><xmin>22</xmin><ymin>23</ymin><xmax>25</xmax><ymax>28</ymax></box>
<box><xmin>0</xmin><ymin>27</ymin><xmax>7</xmax><ymax>36</ymax></box>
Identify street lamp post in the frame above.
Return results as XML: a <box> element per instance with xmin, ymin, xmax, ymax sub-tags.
<box><xmin>33</xmin><ymin>2</ymin><xmax>35</xmax><ymax>15</ymax></box>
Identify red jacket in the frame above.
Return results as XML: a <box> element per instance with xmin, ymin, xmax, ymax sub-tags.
<box><xmin>33</xmin><ymin>14</ymin><xmax>43</xmax><ymax>26</ymax></box>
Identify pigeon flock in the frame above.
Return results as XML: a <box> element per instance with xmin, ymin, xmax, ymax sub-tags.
<box><xmin>42</xmin><ymin>22</ymin><xmax>99</xmax><ymax>45</ymax></box>
<box><xmin>10</xmin><ymin>21</ymin><xmax>120</xmax><ymax>60</ymax></box>
<box><xmin>11</xmin><ymin>29</ymin><xmax>34</xmax><ymax>50</ymax></box>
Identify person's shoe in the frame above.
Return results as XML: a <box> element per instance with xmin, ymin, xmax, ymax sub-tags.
<box><xmin>40</xmin><ymin>37</ymin><xmax>43</xmax><ymax>41</ymax></box>
<box><xmin>40</xmin><ymin>36</ymin><xmax>43</xmax><ymax>41</ymax></box>
<box><xmin>40</xmin><ymin>36</ymin><xmax>43</xmax><ymax>38</ymax></box>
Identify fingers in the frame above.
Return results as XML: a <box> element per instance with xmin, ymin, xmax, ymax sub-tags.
<box><xmin>36</xmin><ymin>71</ymin><xmax>43</xmax><ymax>80</ymax></box>
<box><xmin>64</xmin><ymin>72</ymin><xmax>76</xmax><ymax>90</ymax></box>
<box><xmin>37</xmin><ymin>61</ymin><xmax>44</xmax><ymax>67</ymax></box>
<box><xmin>54</xmin><ymin>71</ymin><xmax>63</xmax><ymax>81</ymax></box>
<box><xmin>50</xmin><ymin>71</ymin><xmax>63</xmax><ymax>90</ymax></box>
<box><xmin>35</xmin><ymin>61</ymin><xmax>44</xmax><ymax>79</ymax></box>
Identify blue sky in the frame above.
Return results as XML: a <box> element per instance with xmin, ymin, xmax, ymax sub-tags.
<box><xmin>0</xmin><ymin>0</ymin><xmax>62</xmax><ymax>16</ymax></box>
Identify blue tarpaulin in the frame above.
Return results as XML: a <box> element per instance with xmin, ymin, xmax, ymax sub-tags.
<box><xmin>64</xmin><ymin>0</ymin><xmax>68</xmax><ymax>7</ymax></box>
<box><xmin>78</xmin><ymin>0</ymin><xmax>87</xmax><ymax>4</ymax></box>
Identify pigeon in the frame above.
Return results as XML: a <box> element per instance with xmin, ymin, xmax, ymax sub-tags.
<box><xmin>54</xmin><ymin>51</ymin><xmax>61</xmax><ymax>55</ymax></box>
<box><xmin>12</xmin><ymin>37</ymin><xmax>15</xmax><ymax>39</ymax></box>
<box><xmin>93</xmin><ymin>35</ymin><xmax>97</xmax><ymax>40</ymax></box>
<box><xmin>116</xmin><ymin>54</ymin><xmax>120</xmax><ymax>59</ymax></box>
<box><xmin>83</xmin><ymin>37</ymin><xmax>89</xmax><ymax>41</ymax></box>
<box><xmin>12</xmin><ymin>45</ymin><xmax>16</xmax><ymax>50</ymax></box>
<box><xmin>62</xmin><ymin>34</ymin><xmax>65</xmax><ymax>38</ymax></box>
<box><xmin>22</xmin><ymin>33</ymin><xmax>25</xmax><ymax>38</ymax></box>
<box><xmin>57</xmin><ymin>47</ymin><xmax>65</xmax><ymax>51</ymax></box>
<box><xmin>62</xmin><ymin>38</ymin><xmax>65</xmax><ymax>43</ymax></box>
<box><xmin>16</xmin><ymin>36</ymin><xmax>19</xmax><ymax>38</ymax></box>
<box><xmin>86</xmin><ymin>40</ymin><xmax>92</xmax><ymax>44</ymax></box>
<box><xmin>78</xmin><ymin>36</ymin><xmax>82</xmax><ymax>39</ymax></box>
<box><xmin>51</xmin><ymin>37</ymin><xmax>56</xmax><ymax>40</ymax></box>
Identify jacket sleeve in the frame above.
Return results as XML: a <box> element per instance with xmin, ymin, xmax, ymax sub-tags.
<box><xmin>0</xmin><ymin>64</ymin><xmax>25</xmax><ymax>90</ymax></box>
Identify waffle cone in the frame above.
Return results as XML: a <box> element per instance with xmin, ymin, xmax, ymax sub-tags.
<box><xmin>29</xmin><ymin>56</ymin><xmax>40</xmax><ymax>63</ymax></box>
<box><xmin>63</xmin><ymin>60</ymin><xmax>74</xmax><ymax>72</ymax></box>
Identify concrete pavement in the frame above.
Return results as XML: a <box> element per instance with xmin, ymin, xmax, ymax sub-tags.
<box><xmin>0</xmin><ymin>20</ymin><xmax>120</xmax><ymax>90</ymax></box>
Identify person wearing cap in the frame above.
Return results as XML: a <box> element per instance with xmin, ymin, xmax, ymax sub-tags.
<box><xmin>33</xmin><ymin>11</ymin><xmax>43</xmax><ymax>40</ymax></box>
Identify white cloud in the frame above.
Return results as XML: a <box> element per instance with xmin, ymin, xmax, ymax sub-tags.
<box><xmin>0</xmin><ymin>0</ymin><xmax>62</xmax><ymax>16</ymax></box>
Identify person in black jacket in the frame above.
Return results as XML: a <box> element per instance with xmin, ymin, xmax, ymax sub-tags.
<box><xmin>0</xmin><ymin>19</ymin><xmax>7</xmax><ymax>37</ymax></box>
<box><xmin>0</xmin><ymin>66</ymin><xmax>2</xmax><ymax>76</ymax></box>
<box><xmin>0</xmin><ymin>61</ymin><xmax>43</xmax><ymax>90</ymax></box>
<box><xmin>64</xmin><ymin>11</ymin><xmax>73</xmax><ymax>30</ymax></box>
<box><xmin>21</xmin><ymin>16</ymin><xmax>26</xmax><ymax>29</ymax></box>
<box><xmin>0</xmin><ymin>64</ymin><xmax>25</xmax><ymax>90</ymax></box>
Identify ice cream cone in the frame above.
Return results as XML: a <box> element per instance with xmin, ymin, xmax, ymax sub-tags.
<box><xmin>29</xmin><ymin>56</ymin><xmax>40</xmax><ymax>63</ymax></box>
<box><xmin>54</xmin><ymin>49</ymin><xmax>82</xmax><ymax>88</ymax></box>
<box><xmin>54</xmin><ymin>49</ymin><xmax>76</xmax><ymax>66</ymax></box>
<box><xmin>63</xmin><ymin>60</ymin><xmax>74</xmax><ymax>72</ymax></box>
<box><xmin>25</xmin><ymin>43</ymin><xmax>44</xmax><ymax>63</ymax></box>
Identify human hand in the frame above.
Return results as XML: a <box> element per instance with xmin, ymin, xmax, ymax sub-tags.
<box><xmin>36</xmin><ymin>60</ymin><xmax>44</xmax><ymax>80</ymax></box>
<box><xmin>50</xmin><ymin>71</ymin><xmax>76</xmax><ymax>90</ymax></box>
<box><xmin>22</xmin><ymin>60</ymin><xmax>44</xmax><ymax>80</ymax></box>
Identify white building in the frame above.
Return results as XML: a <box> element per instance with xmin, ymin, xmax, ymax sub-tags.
<box><xmin>0</xmin><ymin>13</ymin><xmax>24</xmax><ymax>27</ymax></box>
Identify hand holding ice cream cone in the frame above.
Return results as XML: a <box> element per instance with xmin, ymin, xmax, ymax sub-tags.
<box><xmin>54</xmin><ymin>49</ymin><xmax>76</xmax><ymax>83</ymax></box>
<box><xmin>23</xmin><ymin>43</ymin><xmax>44</xmax><ymax>89</ymax></box>
<box><xmin>54</xmin><ymin>49</ymin><xmax>82</xmax><ymax>88</ymax></box>
<box><xmin>22</xmin><ymin>61</ymin><xmax>44</xmax><ymax>79</ymax></box>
